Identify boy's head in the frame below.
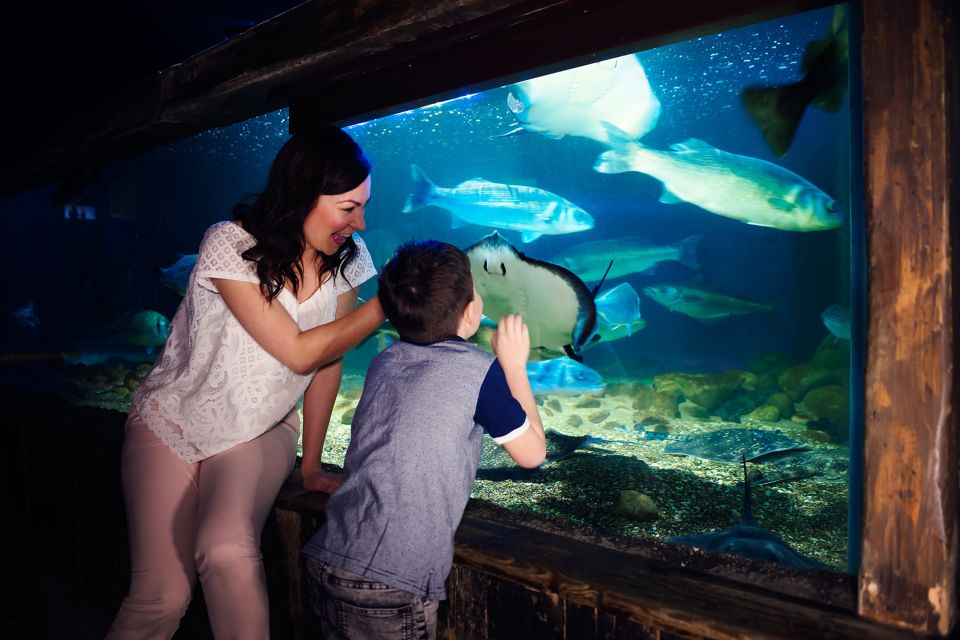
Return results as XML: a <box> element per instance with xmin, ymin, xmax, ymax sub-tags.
<box><xmin>378</xmin><ymin>240</ymin><xmax>481</xmax><ymax>343</ymax></box>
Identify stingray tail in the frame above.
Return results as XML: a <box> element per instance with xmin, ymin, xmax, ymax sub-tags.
<box><xmin>403</xmin><ymin>164</ymin><xmax>437</xmax><ymax>213</ymax></box>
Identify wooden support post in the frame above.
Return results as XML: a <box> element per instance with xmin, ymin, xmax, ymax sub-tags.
<box><xmin>859</xmin><ymin>0</ymin><xmax>958</xmax><ymax>635</ymax></box>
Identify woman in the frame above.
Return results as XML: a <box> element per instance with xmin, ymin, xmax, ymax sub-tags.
<box><xmin>107</xmin><ymin>125</ymin><xmax>384</xmax><ymax>639</ymax></box>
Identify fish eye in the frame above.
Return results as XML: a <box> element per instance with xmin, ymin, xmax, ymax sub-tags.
<box><xmin>500</xmin><ymin>263</ymin><xmax>506</xmax><ymax>277</ymax></box>
<box><xmin>826</xmin><ymin>200</ymin><xmax>839</xmax><ymax>213</ymax></box>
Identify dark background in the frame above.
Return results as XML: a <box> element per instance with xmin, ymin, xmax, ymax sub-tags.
<box><xmin>0</xmin><ymin>1</ymin><xmax>302</xmax><ymax>165</ymax></box>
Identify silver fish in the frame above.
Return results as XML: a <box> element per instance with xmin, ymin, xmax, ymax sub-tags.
<box><xmin>553</xmin><ymin>234</ymin><xmax>700</xmax><ymax>282</ymax></box>
<box><xmin>595</xmin><ymin>130</ymin><xmax>842</xmax><ymax>232</ymax></box>
<box><xmin>643</xmin><ymin>283</ymin><xmax>772</xmax><ymax>323</ymax></box>
<box><xmin>507</xmin><ymin>53</ymin><xmax>661</xmax><ymax>144</ymax></box>
<box><xmin>585</xmin><ymin>283</ymin><xmax>646</xmax><ymax>349</ymax></box>
<box><xmin>111</xmin><ymin>310</ymin><xmax>171</xmax><ymax>349</ymax></box>
<box><xmin>403</xmin><ymin>165</ymin><xmax>594</xmax><ymax>244</ymax></box>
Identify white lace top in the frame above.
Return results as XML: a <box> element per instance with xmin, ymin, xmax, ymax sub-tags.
<box><xmin>133</xmin><ymin>221</ymin><xmax>377</xmax><ymax>462</ymax></box>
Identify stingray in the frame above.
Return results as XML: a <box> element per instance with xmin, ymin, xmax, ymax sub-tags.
<box><xmin>663</xmin><ymin>428</ymin><xmax>810</xmax><ymax>464</ymax></box>
<box><xmin>465</xmin><ymin>231</ymin><xmax>603</xmax><ymax>358</ymax></box>
<box><xmin>477</xmin><ymin>429</ymin><xmax>618</xmax><ymax>481</ymax></box>
<box><xmin>753</xmin><ymin>448</ymin><xmax>849</xmax><ymax>486</ymax></box>
<box><xmin>666</xmin><ymin>458</ymin><xmax>829</xmax><ymax>571</ymax></box>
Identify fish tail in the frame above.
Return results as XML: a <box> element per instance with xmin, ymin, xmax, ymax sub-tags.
<box><xmin>403</xmin><ymin>164</ymin><xmax>436</xmax><ymax>213</ymax></box>
<box><xmin>594</xmin><ymin>150</ymin><xmax>632</xmax><ymax>174</ymax></box>
<box><xmin>676</xmin><ymin>234</ymin><xmax>702</xmax><ymax>270</ymax></box>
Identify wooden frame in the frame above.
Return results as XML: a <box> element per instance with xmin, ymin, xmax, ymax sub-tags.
<box><xmin>0</xmin><ymin>0</ymin><xmax>955</xmax><ymax>635</ymax></box>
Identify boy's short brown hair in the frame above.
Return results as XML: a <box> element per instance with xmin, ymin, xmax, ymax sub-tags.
<box><xmin>377</xmin><ymin>240</ymin><xmax>474</xmax><ymax>343</ymax></box>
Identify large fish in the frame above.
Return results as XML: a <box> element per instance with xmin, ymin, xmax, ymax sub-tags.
<box><xmin>506</xmin><ymin>53</ymin><xmax>661</xmax><ymax>145</ymax></box>
<box><xmin>595</xmin><ymin>130</ymin><xmax>842</xmax><ymax>232</ymax></box>
<box><xmin>643</xmin><ymin>283</ymin><xmax>772</xmax><ymax>323</ymax></box>
<box><xmin>553</xmin><ymin>235</ymin><xmax>700</xmax><ymax>282</ymax></box>
<box><xmin>465</xmin><ymin>231</ymin><xmax>600</xmax><ymax>358</ymax></box>
<box><xmin>741</xmin><ymin>6</ymin><xmax>849</xmax><ymax>157</ymax></box>
<box><xmin>403</xmin><ymin>165</ymin><xmax>594</xmax><ymax>244</ymax></box>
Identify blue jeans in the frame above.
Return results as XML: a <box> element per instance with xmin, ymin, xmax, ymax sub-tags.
<box><xmin>306</xmin><ymin>558</ymin><xmax>438</xmax><ymax>640</ymax></box>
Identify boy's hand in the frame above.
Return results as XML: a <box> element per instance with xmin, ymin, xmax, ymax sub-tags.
<box><xmin>492</xmin><ymin>313</ymin><xmax>530</xmax><ymax>371</ymax></box>
<box><xmin>302</xmin><ymin>467</ymin><xmax>343</xmax><ymax>494</ymax></box>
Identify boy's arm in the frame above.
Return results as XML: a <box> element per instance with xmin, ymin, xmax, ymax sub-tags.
<box><xmin>300</xmin><ymin>287</ymin><xmax>359</xmax><ymax>493</ymax></box>
<box><xmin>491</xmin><ymin>314</ymin><xmax>546</xmax><ymax>468</ymax></box>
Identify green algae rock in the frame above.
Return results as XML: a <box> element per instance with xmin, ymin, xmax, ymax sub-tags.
<box><xmin>799</xmin><ymin>385</ymin><xmax>849</xmax><ymax>428</ymax></box>
<box><xmin>615</xmin><ymin>490</ymin><xmax>659</xmax><ymax>522</ymax></box>
<box><xmin>653</xmin><ymin>371</ymin><xmax>748</xmax><ymax>412</ymax></box>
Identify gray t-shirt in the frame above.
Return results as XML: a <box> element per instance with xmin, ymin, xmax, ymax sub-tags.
<box><xmin>303</xmin><ymin>338</ymin><xmax>527</xmax><ymax>600</ymax></box>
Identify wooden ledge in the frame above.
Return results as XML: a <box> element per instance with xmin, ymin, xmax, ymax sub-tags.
<box><xmin>273</xmin><ymin>470</ymin><xmax>928</xmax><ymax>640</ymax></box>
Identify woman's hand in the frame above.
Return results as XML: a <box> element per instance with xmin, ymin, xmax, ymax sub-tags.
<box><xmin>302</xmin><ymin>466</ymin><xmax>344</xmax><ymax>494</ymax></box>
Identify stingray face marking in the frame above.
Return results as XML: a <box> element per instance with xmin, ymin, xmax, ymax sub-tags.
<box><xmin>482</xmin><ymin>259</ymin><xmax>507</xmax><ymax>276</ymax></box>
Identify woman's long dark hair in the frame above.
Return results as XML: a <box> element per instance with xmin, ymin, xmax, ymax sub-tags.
<box><xmin>234</xmin><ymin>125</ymin><xmax>371</xmax><ymax>301</ymax></box>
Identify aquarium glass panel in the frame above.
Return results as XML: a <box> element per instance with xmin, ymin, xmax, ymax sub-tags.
<box><xmin>0</xmin><ymin>3</ymin><xmax>857</xmax><ymax>576</ymax></box>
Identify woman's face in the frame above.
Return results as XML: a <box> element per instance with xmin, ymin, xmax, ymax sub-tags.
<box><xmin>303</xmin><ymin>175</ymin><xmax>371</xmax><ymax>257</ymax></box>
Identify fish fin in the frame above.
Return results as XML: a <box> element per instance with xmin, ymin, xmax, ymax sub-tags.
<box><xmin>669</xmin><ymin>138</ymin><xmax>713</xmax><ymax>152</ymax></box>
<box><xmin>520</xmin><ymin>231</ymin><xmax>543</xmax><ymax>244</ymax></box>
<box><xmin>767</xmin><ymin>197</ymin><xmax>797</xmax><ymax>211</ymax></box>
<box><xmin>675</xmin><ymin>234</ymin><xmax>702</xmax><ymax>270</ymax></box>
<box><xmin>658</xmin><ymin>187</ymin><xmax>684</xmax><ymax>204</ymax></box>
<box><xmin>599</xmin><ymin>121</ymin><xmax>635</xmax><ymax>148</ymax></box>
<box><xmin>403</xmin><ymin>164</ymin><xmax>437</xmax><ymax>213</ymax></box>
<box><xmin>740</xmin><ymin>84</ymin><xmax>807</xmax><ymax>157</ymax></box>
<box><xmin>562</xmin><ymin>344</ymin><xmax>583</xmax><ymax>362</ymax></box>
<box><xmin>490</xmin><ymin>125</ymin><xmax>526</xmax><ymax>139</ymax></box>
<box><xmin>593</xmin><ymin>151</ymin><xmax>631</xmax><ymax>174</ymax></box>
<box><xmin>376</xmin><ymin>333</ymin><xmax>395</xmax><ymax>352</ymax></box>
<box><xmin>812</xmin><ymin>86</ymin><xmax>846</xmax><ymax>113</ymax></box>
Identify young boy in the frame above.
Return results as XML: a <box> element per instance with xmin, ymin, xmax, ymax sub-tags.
<box><xmin>302</xmin><ymin>239</ymin><xmax>545</xmax><ymax>639</ymax></box>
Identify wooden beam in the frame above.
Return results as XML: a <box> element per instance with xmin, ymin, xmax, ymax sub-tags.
<box><xmin>859</xmin><ymin>0</ymin><xmax>958</xmax><ymax>635</ymax></box>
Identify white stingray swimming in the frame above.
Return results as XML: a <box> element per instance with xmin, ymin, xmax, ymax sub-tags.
<box><xmin>506</xmin><ymin>53</ymin><xmax>661</xmax><ymax>144</ymax></box>
<box><xmin>403</xmin><ymin>165</ymin><xmax>594</xmax><ymax>244</ymax></box>
<box><xmin>464</xmin><ymin>231</ymin><xmax>600</xmax><ymax>358</ymax></box>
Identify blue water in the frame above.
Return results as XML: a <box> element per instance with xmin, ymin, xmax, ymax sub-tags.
<box><xmin>0</xmin><ymin>3</ymin><xmax>855</xmax><ymax>572</ymax></box>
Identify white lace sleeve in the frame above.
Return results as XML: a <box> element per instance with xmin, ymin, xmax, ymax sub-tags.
<box><xmin>194</xmin><ymin>221</ymin><xmax>259</xmax><ymax>292</ymax></box>
<box><xmin>334</xmin><ymin>234</ymin><xmax>377</xmax><ymax>296</ymax></box>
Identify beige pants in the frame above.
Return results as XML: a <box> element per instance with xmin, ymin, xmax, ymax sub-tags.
<box><xmin>106</xmin><ymin>408</ymin><xmax>299</xmax><ymax>640</ymax></box>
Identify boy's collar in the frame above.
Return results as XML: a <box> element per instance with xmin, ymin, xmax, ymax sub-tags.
<box><xmin>400</xmin><ymin>336</ymin><xmax>466</xmax><ymax>346</ymax></box>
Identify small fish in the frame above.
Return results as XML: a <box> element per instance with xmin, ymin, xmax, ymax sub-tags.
<box><xmin>506</xmin><ymin>53</ymin><xmax>661</xmax><ymax>144</ymax></box>
<box><xmin>643</xmin><ymin>283</ymin><xmax>772</xmax><ymax>323</ymax></box>
<box><xmin>403</xmin><ymin>165</ymin><xmax>594</xmax><ymax>244</ymax></box>
<box><xmin>553</xmin><ymin>235</ymin><xmax>700</xmax><ymax>282</ymax></box>
<box><xmin>595</xmin><ymin>129</ymin><xmax>842</xmax><ymax>232</ymax></box>
<box><xmin>586</xmin><ymin>283</ymin><xmax>646</xmax><ymax>348</ymax></box>
<box><xmin>666</xmin><ymin>458</ymin><xmax>828</xmax><ymax>570</ymax></box>
<box><xmin>526</xmin><ymin>357</ymin><xmax>605</xmax><ymax>396</ymax></box>
<box><xmin>465</xmin><ymin>231</ymin><xmax>600</xmax><ymax>358</ymax></box>
<box><xmin>478</xmin><ymin>429</ymin><xmax>623</xmax><ymax>481</ymax></box>
<box><xmin>820</xmin><ymin>304</ymin><xmax>850</xmax><ymax>340</ymax></box>
<box><xmin>10</xmin><ymin>301</ymin><xmax>38</xmax><ymax>329</ymax></box>
<box><xmin>663</xmin><ymin>428</ymin><xmax>809</xmax><ymax>464</ymax></box>
<box><xmin>741</xmin><ymin>6</ymin><xmax>849</xmax><ymax>157</ymax></box>
<box><xmin>111</xmin><ymin>310</ymin><xmax>171</xmax><ymax>349</ymax></box>
<box><xmin>159</xmin><ymin>254</ymin><xmax>198</xmax><ymax>297</ymax></box>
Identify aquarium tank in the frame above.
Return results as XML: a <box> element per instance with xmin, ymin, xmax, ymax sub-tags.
<box><xmin>0</xmin><ymin>4</ymin><xmax>857</xmax><ymax>575</ymax></box>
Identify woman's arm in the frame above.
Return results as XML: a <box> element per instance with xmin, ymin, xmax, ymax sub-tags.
<box><xmin>213</xmin><ymin>278</ymin><xmax>383</xmax><ymax>374</ymax></box>
<box><xmin>300</xmin><ymin>287</ymin><xmax>360</xmax><ymax>493</ymax></box>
